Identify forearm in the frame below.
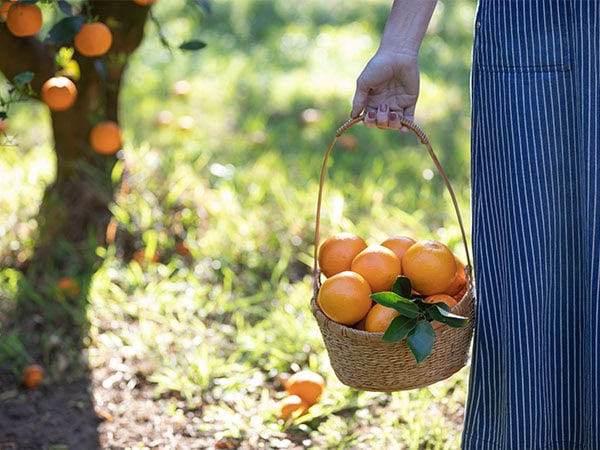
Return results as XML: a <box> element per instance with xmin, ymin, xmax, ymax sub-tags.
<box><xmin>379</xmin><ymin>0</ymin><xmax>438</xmax><ymax>55</ymax></box>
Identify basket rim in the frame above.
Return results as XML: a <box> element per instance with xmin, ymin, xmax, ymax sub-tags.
<box><xmin>311</xmin><ymin>287</ymin><xmax>475</xmax><ymax>344</ymax></box>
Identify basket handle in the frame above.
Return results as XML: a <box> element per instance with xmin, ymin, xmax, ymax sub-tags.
<box><xmin>312</xmin><ymin>114</ymin><xmax>473</xmax><ymax>295</ymax></box>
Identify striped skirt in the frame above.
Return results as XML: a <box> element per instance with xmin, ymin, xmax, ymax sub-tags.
<box><xmin>462</xmin><ymin>1</ymin><xmax>600</xmax><ymax>449</ymax></box>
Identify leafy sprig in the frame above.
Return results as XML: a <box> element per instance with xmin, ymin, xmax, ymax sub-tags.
<box><xmin>370</xmin><ymin>276</ymin><xmax>469</xmax><ymax>364</ymax></box>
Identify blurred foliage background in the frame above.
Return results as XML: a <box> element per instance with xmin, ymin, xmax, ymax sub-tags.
<box><xmin>0</xmin><ymin>0</ymin><xmax>476</xmax><ymax>448</ymax></box>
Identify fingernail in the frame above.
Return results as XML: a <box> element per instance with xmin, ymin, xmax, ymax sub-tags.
<box><xmin>380</xmin><ymin>103</ymin><xmax>388</xmax><ymax>112</ymax></box>
<box><xmin>367</xmin><ymin>111</ymin><xmax>376</xmax><ymax>119</ymax></box>
<box><xmin>389</xmin><ymin>112</ymin><xmax>397</xmax><ymax>121</ymax></box>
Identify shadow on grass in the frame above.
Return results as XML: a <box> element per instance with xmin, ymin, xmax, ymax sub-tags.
<box><xmin>0</xmin><ymin>241</ymin><xmax>102</xmax><ymax>449</ymax></box>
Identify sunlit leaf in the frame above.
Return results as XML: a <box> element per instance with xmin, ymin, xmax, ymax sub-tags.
<box><xmin>370</xmin><ymin>292</ymin><xmax>421</xmax><ymax>318</ymax></box>
<box><xmin>58</xmin><ymin>60</ymin><xmax>81</xmax><ymax>81</ymax></box>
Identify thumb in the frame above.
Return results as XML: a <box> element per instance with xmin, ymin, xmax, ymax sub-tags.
<box><xmin>350</xmin><ymin>89</ymin><xmax>368</xmax><ymax>118</ymax></box>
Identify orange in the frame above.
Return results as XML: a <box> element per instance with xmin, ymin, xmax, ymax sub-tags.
<box><xmin>89</xmin><ymin>121</ymin><xmax>122</xmax><ymax>155</ymax></box>
<box><xmin>350</xmin><ymin>244</ymin><xmax>401</xmax><ymax>293</ymax></box>
<box><xmin>175</xmin><ymin>241</ymin><xmax>192</xmax><ymax>258</ymax></box>
<box><xmin>318</xmin><ymin>232</ymin><xmax>367</xmax><ymax>278</ymax></box>
<box><xmin>132</xmin><ymin>248</ymin><xmax>160</xmax><ymax>263</ymax></box>
<box><xmin>1</xmin><ymin>1</ymin><xmax>16</xmax><ymax>21</ymax></box>
<box><xmin>133</xmin><ymin>0</ymin><xmax>156</xmax><ymax>5</ymax></box>
<box><xmin>316</xmin><ymin>270</ymin><xmax>372</xmax><ymax>325</ymax></box>
<box><xmin>284</xmin><ymin>370</ymin><xmax>326</xmax><ymax>405</ymax></box>
<box><xmin>381</xmin><ymin>235</ymin><xmax>416</xmax><ymax>270</ymax></box>
<box><xmin>56</xmin><ymin>277</ymin><xmax>80</xmax><ymax>297</ymax></box>
<box><xmin>364</xmin><ymin>303</ymin><xmax>400</xmax><ymax>333</ymax></box>
<box><xmin>278</xmin><ymin>394</ymin><xmax>310</xmax><ymax>420</ymax></box>
<box><xmin>40</xmin><ymin>76</ymin><xmax>78</xmax><ymax>112</ymax></box>
<box><xmin>22</xmin><ymin>364</ymin><xmax>44</xmax><ymax>389</ymax></box>
<box><xmin>451</xmin><ymin>284</ymin><xmax>468</xmax><ymax>303</ymax></box>
<box><xmin>402</xmin><ymin>239</ymin><xmax>457</xmax><ymax>296</ymax></box>
<box><xmin>423</xmin><ymin>293</ymin><xmax>458</xmax><ymax>309</ymax></box>
<box><xmin>74</xmin><ymin>22</ymin><xmax>113</xmax><ymax>57</ymax></box>
<box><xmin>6</xmin><ymin>3</ymin><xmax>42</xmax><ymax>37</ymax></box>
<box><xmin>443</xmin><ymin>256</ymin><xmax>467</xmax><ymax>297</ymax></box>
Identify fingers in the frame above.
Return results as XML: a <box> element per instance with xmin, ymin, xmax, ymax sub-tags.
<box><xmin>363</xmin><ymin>103</ymin><xmax>408</xmax><ymax>130</ymax></box>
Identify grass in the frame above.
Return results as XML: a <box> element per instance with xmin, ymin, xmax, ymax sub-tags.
<box><xmin>0</xmin><ymin>0</ymin><xmax>475</xmax><ymax>448</ymax></box>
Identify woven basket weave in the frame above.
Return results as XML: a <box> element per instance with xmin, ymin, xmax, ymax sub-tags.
<box><xmin>312</xmin><ymin>115</ymin><xmax>476</xmax><ymax>392</ymax></box>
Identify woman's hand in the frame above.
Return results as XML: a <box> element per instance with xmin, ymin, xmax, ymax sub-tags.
<box><xmin>351</xmin><ymin>49</ymin><xmax>420</xmax><ymax>131</ymax></box>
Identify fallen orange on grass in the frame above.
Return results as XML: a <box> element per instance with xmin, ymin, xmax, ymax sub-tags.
<box><xmin>284</xmin><ymin>370</ymin><xmax>326</xmax><ymax>405</ymax></box>
<box><xmin>22</xmin><ymin>364</ymin><xmax>44</xmax><ymax>389</ymax></box>
<box><xmin>56</xmin><ymin>277</ymin><xmax>80</xmax><ymax>297</ymax></box>
<box><xmin>278</xmin><ymin>394</ymin><xmax>310</xmax><ymax>420</ymax></box>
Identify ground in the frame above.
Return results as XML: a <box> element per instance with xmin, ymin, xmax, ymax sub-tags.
<box><xmin>0</xmin><ymin>365</ymin><xmax>312</xmax><ymax>450</ymax></box>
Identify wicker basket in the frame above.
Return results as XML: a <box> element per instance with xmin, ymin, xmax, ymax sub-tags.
<box><xmin>312</xmin><ymin>115</ymin><xmax>476</xmax><ymax>392</ymax></box>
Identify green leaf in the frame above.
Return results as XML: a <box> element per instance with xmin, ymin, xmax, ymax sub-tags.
<box><xmin>45</xmin><ymin>16</ymin><xmax>85</xmax><ymax>46</ymax></box>
<box><xmin>370</xmin><ymin>292</ymin><xmax>421</xmax><ymax>319</ymax></box>
<box><xmin>179</xmin><ymin>40</ymin><xmax>207</xmax><ymax>51</ymax></box>
<box><xmin>13</xmin><ymin>71</ymin><xmax>34</xmax><ymax>89</ymax></box>
<box><xmin>391</xmin><ymin>275</ymin><xmax>413</xmax><ymax>298</ymax></box>
<box><xmin>425</xmin><ymin>304</ymin><xmax>470</xmax><ymax>328</ymax></box>
<box><xmin>57</xmin><ymin>0</ymin><xmax>74</xmax><ymax>15</ymax></box>
<box><xmin>407</xmin><ymin>320</ymin><xmax>435</xmax><ymax>363</ymax></box>
<box><xmin>381</xmin><ymin>315</ymin><xmax>417</xmax><ymax>342</ymax></box>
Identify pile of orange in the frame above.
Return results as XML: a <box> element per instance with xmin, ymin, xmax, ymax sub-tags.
<box><xmin>277</xmin><ymin>370</ymin><xmax>325</xmax><ymax>421</ymax></box>
<box><xmin>317</xmin><ymin>233</ymin><xmax>468</xmax><ymax>332</ymax></box>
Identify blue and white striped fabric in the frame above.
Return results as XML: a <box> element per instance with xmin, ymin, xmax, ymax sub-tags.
<box><xmin>462</xmin><ymin>1</ymin><xmax>600</xmax><ymax>449</ymax></box>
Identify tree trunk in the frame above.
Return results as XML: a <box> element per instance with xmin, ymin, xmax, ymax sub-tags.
<box><xmin>0</xmin><ymin>1</ymin><xmax>150</xmax><ymax>276</ymax></box>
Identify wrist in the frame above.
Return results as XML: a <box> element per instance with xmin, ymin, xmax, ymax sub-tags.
<box><xmin>379</xmin><ymin>0</ymin><xmax>437</xmax><ymax>54</ymax></box>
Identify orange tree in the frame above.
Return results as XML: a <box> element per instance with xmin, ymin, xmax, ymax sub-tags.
<box><xmin>0</xmin><ymin>1</ymin><xmax>207</xmax><ymax>362</ymax></box>
<box><xmin>0</xmin><ymin>0</ymin><xmax>205</xmax><ymax>278</ymax></box>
